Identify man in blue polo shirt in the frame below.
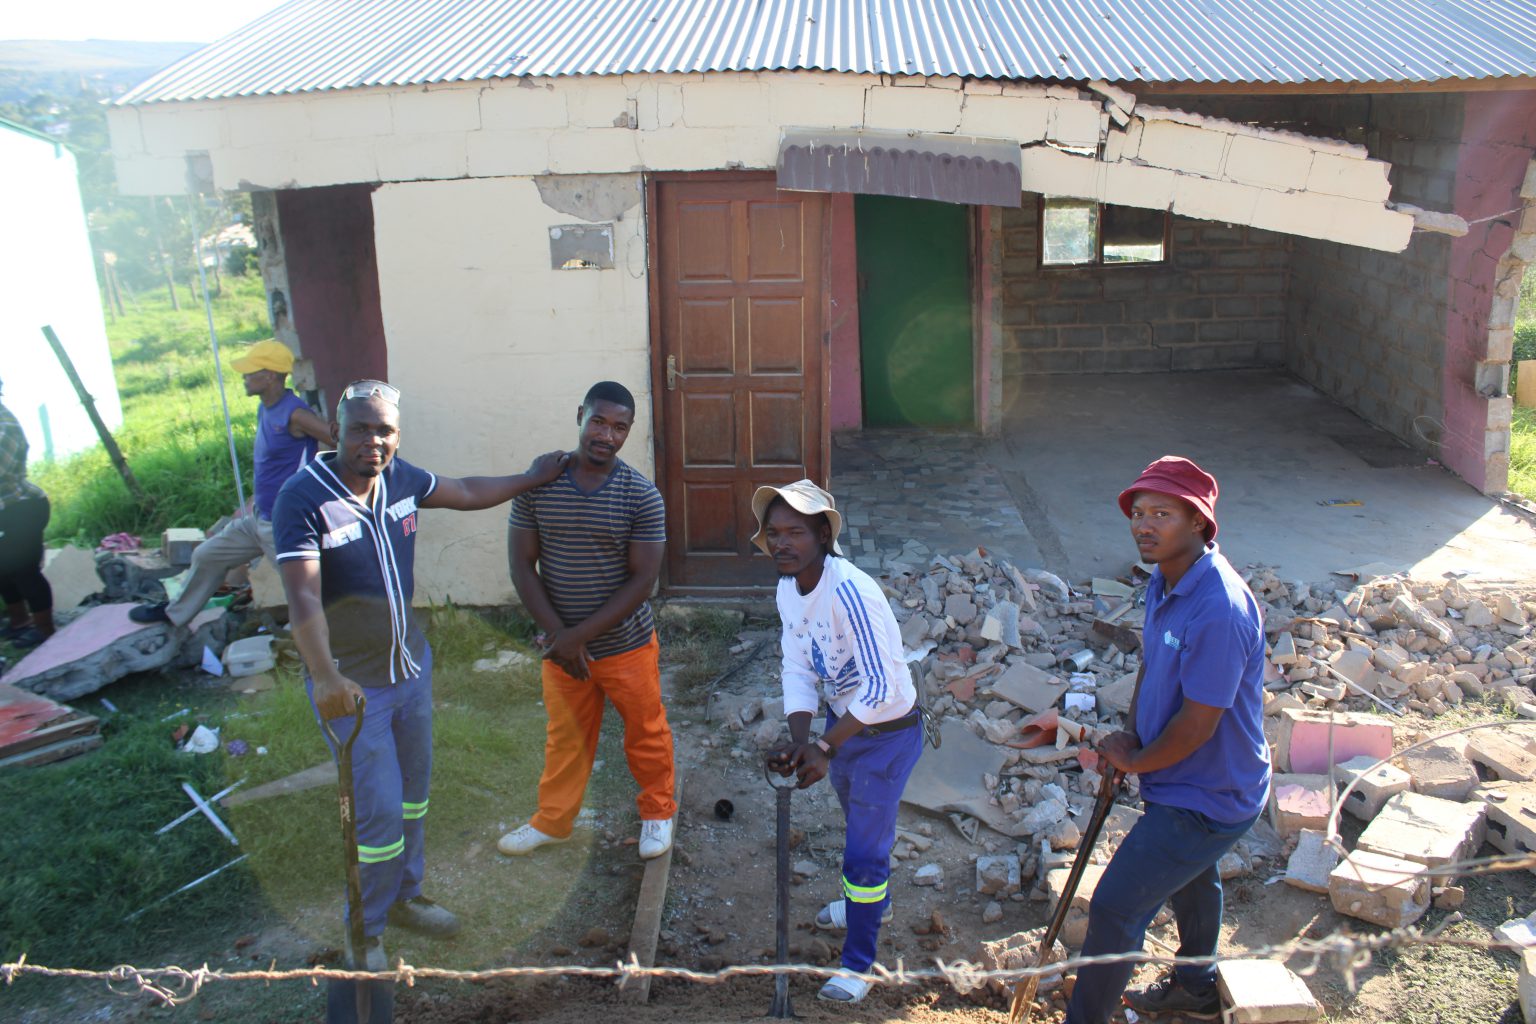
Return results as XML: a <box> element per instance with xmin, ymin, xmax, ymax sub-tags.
<box><xmin>1066</xmin><ymin>455</ymin><xmax>1270</xmax><ymax>1023</ymax></box>
<box><xmin>273</xmin><ymin>379</ymin><xmax>566</xmax><ymax>968</ymax></box>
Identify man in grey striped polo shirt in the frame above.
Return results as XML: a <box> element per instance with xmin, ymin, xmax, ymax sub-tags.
<box><xmin>498</xmin><ymin>381</ymin><xmax>677</xmax><ymax>861</ymax></box>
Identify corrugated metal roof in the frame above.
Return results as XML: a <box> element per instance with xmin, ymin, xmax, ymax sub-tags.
<box><xmin>119</xmin><ymin>0</ymin><xmax>1536</xmax><ymax>105</ymax></box>
<box><xmin>779</xmin><ymin>130</ymin><xmax>1023</xmax><ymax>206</ymax></box>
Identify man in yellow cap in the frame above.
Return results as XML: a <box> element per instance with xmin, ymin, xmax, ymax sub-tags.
<box><xmin>131</xmin><ymin>339</ymin><xmax>331</xmax><ymax>626</ymax></box>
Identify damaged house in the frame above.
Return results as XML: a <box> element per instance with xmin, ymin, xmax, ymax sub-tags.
<box><xmin>107</xmin><ymin>0</ymin><xmax>1536</xmax><ymax>600</ymax></box>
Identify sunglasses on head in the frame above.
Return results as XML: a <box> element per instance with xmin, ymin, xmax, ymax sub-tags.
<box><xmin>340</xmin><ymin>380</ymin><xmax>400</xmax><ymax>405</ymax></box>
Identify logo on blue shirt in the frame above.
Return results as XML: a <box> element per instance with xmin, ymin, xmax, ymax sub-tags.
<box><xmin>1163</xmin><ymin>629</ymin><xmax>1186</xmax><ymax>652</ymax></box>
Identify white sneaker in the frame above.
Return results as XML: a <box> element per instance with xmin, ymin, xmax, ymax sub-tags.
<box><xmin>638</xmin><ymin>818</ymin><xmax>674</xmax><ymax>859</ymax></box>
<box><xmin>497</xmin><ymin>823</ymin><xmax>568</xmax><ymax>856</ymax></box>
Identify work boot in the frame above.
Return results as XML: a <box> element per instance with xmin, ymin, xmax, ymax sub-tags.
<box><xmin>1124</xmin><ymin>971</ymin><xmax>1222</xmax><ymax>1018</ymax></box>
<box><xmin>344</xmin><ymin>932</ymin><xmax>388</xmax><ymax>972</ymax></box>
<box><xmin>129</xmin><ymin>602</ymin><xmax>171</xmax><ymax>624</ymax></box>
<box><xmin>387</xmin><ymin>895</ymin><xmax>462</xmax><ymax>937</ymax></box>
<box><xmin>497</xmin><ymin>823</ymin><xmax>569</xmax><ymax>856</ymax></box>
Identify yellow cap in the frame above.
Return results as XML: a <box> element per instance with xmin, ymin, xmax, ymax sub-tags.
<box><xmin>231</xmin><ymin>339</ymin><xmax>295</xmax><ymax>375</ymax></box>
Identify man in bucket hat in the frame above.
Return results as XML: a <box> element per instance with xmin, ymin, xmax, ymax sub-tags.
<box><xmin>754</xmin><ymin>479</ymin><xmax>922</xmax><ymax>1005</ymax></box>
<box><xmin>1065</xmin><ymin>456</ymin><xmax>1270</xmax><ymax>1023</ymax></box>
<box><xmin>132</xmin><ymin>339</ymin><xmax>331</xmax><ymax>626</ymax></box>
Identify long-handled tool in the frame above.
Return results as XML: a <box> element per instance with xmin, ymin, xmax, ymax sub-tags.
<box><xmin>765</xmin><ymin>761</ymin><xmax>798</xmax><ymax>1018</ymax></box>
<box><xmin>322</xmin><ymin>697</ymin><xmax>393</xmax><ymax>1024</ymax></box>
<box><xmin>1007</xmin><ymin>771</ymin><xmax>1122</xmax><ymax>1024</ymax></box>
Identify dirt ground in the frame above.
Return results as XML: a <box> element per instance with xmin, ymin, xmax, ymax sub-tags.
<box><xmin>9</xmin><ymin>620</ymin><xmax>1534</xmax><ymax>1024</ymax></box>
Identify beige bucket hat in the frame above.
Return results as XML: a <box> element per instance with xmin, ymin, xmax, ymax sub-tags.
<box><xmin>749</xmin><ymin>479</ymin><xmax>846</xmax><ymax>557</ymax></box>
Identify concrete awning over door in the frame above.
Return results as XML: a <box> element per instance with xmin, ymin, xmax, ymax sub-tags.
<box><xmin>777</xmin><ymin>129</ymin><xmax>1023</xmax><ymax>207</ymax></box>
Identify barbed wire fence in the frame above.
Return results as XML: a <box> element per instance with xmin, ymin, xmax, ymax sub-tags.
<box><xmin>5</xmin><ymin>718</ymin><xmax>1535</xmax><ymax>1011</ymax></box>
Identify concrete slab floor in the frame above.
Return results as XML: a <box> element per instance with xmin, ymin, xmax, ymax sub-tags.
<box><xmin>832</xmin><ymin>370</ymin><xmax>1536</xmax><ymax>588</ymax></box>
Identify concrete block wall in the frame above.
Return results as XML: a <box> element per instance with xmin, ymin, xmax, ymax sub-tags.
<box><xmin>1286</xmin><ymin>93</ymin><xmax>1461</xmax><ymax>454</ymax></box>
<box><xmin>998</xmin><ymin>200</ymin><xmax>1290</xmax><ymax>375</ymax></box>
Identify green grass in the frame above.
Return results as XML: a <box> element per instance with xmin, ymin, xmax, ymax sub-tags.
<box><xmin>31</xmin><ymin>274</ymin><xmax>271</xmax><ymax>545</ymax></box>
<box><xmin>1511</xmin><ymin>405</ymin><xmax>1536</xmax><ymax>501</ymax></box>
<box><xmin>0</xmin><ymin>605</ymin><xmax>661</xmax><ymax>984</ymax></box>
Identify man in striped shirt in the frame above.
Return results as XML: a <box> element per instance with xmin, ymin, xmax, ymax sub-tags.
<box><xmin>274</xmin><ymin>380</ymin><xmax>567</xmax><ymax>967</ymax></box>
<box><xmin>498</xmin><ymin>381</ymin><xmax>677</xmax><ymax>861</ymax></box>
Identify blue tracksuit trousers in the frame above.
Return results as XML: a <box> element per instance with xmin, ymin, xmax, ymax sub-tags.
<box><xmin>310</xmin><ymin>645</ymin><xmax>434</xmax><ymax>937</ymax></box>
<box><xmin>826</xmin><ymin>712</ymin><xmax>923</xmax><ymax>972</ymax></box>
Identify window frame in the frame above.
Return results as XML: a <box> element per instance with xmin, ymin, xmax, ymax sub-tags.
<box><xmin>1036</xmin><ymin>196</ymin><xmax>1172</xmax><ymax>270</ymax></box>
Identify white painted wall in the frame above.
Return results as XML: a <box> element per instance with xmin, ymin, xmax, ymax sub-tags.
<box><xmin>1</xmin><ymin>125</ymin><xmax>122</xmax><ymax>462</ymax></box>
<box><xmin>371</xmin><ymin>175</ymin><xmax>652</xmax><ymax>605</ymax></box>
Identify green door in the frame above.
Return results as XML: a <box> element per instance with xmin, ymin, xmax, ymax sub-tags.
<box><xmin>856</xmin><ymin>195</ymin><xmax>974</xmax><ymax>427</ymax></box>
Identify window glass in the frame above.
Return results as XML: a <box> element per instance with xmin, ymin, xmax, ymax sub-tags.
<box><xmin>1041</xmin><ymin>200</ymin><xmax>1098</xmax><ymax>266</ymax></box>
<box><xmin>1102</xmin><ymin>205</ymin><xmax>1167</xmax><ymax>263</ymax></box>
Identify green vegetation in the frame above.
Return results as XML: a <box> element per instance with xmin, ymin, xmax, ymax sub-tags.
<box><xmin>1510</xmin><ymin>277</ymin><xmax>1536</xmax><ymax>501</ymax></box>
<box><xmin>0</xmin><ymin>606</ymin><xmax>650</xmax><ymax>994</ymax></box>
<box><xmin>31</xmin><ymin>274</ymin><xmax>270</xmax><ymax>544</ymax></box>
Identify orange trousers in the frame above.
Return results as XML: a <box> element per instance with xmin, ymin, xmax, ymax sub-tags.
<box><xmin>531</xmin><ymin>633</ymin><xmax>676</xmax><ymax>838</ymax></box>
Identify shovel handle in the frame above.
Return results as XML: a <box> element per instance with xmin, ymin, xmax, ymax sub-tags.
<box><xmin>320</xmin><ymin>694</ymin><xmax>367</xmax><ymax>760</ymax></box>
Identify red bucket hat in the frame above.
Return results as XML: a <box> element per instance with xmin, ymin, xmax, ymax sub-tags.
<box><xmin>1118</xmin><ymin>456</ymin><xmax>1219</xmax><ymax>542</ymax></box>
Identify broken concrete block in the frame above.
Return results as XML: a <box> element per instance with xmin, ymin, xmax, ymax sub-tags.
<box><xmin>248</xmin><ymin>556</ymin><xmax>286</xmax><ymax>609</ymax></box>
<box><xmin>1329</xmin><ymin>647</ymin><xmax>1373</xmax><ymax>684</ymax></box>
<box><xmin>1483</xmin><ymin>781</ymin><xmax>1536</xmax><ymax>869</ymax></box>
<box><xmin>1270</xmin><ymin>632</ymin><xmax>1299</xmax><ymax>667</ymax></box>
<box><xmin>1044</xmin><ymin>863</ymin><xmax>1106</xmax><ymax>947</ymax></box>
<box><xmin>1467</xmin><ymin>731</ymin><xmax>1536</xmax><ymax>782</ymax></box>
<box><xmin>1275</xmin><ymin>708</ymin><xmax>1394</xmax><ymax>774</ymax></box>
<box><xmin>161</xmin><ymin>527</ymin><xmax>205</xmax><ymax>567</ymax></box>
<box><xmin>41</xmin><ymin>546</ymin><xmax>102</xmax><ymax>612</ymax></box>
<box><xmin>1462</xmin><ymin>599</ymin><xmax>1495</xmax><ymax>628</ymax></box>
<box><xmin>976</xmin><ymin>855</ymin><xmax>1021</xmax><ymax>895</ymax></box>
<box><xmin>1329</xmin><ymin>849</ymin><xmax>1430</xmax><ymax>928</ymax></box>
<box><xmin>1216</xmin><ymin>959</ymin><xmax>1322</xmax><ymax>1023</ymax></box>
<box><xmin>1356</xmin><ymin>791</ymin><xmax>1486</xmax><ymax>885</ymax></box>
<box><xmin>984</xmin><ymin>661</ymin><xmax>1069</xmax><ymax>714</ymax></box>
<box><xmin>1</xmin><ymin>604</ymin><xmax>186</xmax><ymax>700</ymax></box>
<box><xmin>945</xmin><ymin>592</ymin><xmax>977</xmax><ymax>626</ymax></box>
<box><xmin>1269</xmin><ymin>774</ymin><xmax>1334</xmax><ymax>838</ymax></box>
<box><xmin>1520</xmin><ymin>949</ymin><xmax>1536</xmax><ymax>1024</ymax></box>
<box><xmin>1284</xmin><ymin>829</ymin><xmax>1341</xmax><ymax>893</ymax></box>
<box><xmin>1391</xmin><ymin>595</ymin><xmax>1454</xmax><ymax>645</ymax></box>
<box><xmin>1096</xmin><ymin>671</ymin><xmax>1137</xmax><ymax>716</ymax></box>
<box><xmin>900</xmin><ymin>613</ymin><xmax>931</xmax><ymax>649</ymax></box>
<box><xmin>1337</xmin><ymin>754</ymin><xmax>1411</xmax><ymax>821</ymax></box>
<box><xmin>1399</xmin><ymin>737</ymin><xmax>1480</xmax><ymax>801</ymax></box>
<box><xmin>913</xmin><ymin>863</ymin><xmax>944</xmax><ymax>887</ymax></box>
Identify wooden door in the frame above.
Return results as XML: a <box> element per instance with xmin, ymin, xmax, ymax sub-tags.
<box><xmin>652</xmin><ymin>175</ymin><xmax>828</xmax><ymax>590</ymax></box>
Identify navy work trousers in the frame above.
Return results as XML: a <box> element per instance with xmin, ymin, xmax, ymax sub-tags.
<box><xmin>1065</xmin><ymin>801</ymin><xmax>1258</xmax><ymax>1024</ymax></box>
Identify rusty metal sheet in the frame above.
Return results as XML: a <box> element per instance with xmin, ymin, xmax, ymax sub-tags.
<box><xmin>777</xmin><ymin>130</ymin><xmax>1022</xmax><ymax>208</ymax></box>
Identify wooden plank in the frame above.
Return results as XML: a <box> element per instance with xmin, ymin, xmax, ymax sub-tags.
<box><xmin>222</xmin><ymin>761</ymin><xmax>337</xmax><ymax>807</ymax></box>
<box><xmin>623</xmin><ymin>764</ymin><xmax>687</xmax><ymax>1003</ymax></box>
<box><xmin>0</xmin><ymin>713</ymin><xmax>100</xmax><ymax>759</ymax></box>
<box><xmin>0</xmin><ymin>733</ymin><xmax>103</xmax><ymax>769</ymax></box>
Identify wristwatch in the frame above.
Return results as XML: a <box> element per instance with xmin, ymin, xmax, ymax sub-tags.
<box><xmin>814</xmin><ymin>737</ymin><xmax>837</xmax><ymax>759</ymax></box>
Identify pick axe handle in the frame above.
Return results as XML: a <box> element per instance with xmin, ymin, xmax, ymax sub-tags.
<box><xmin>1007</xmin><ymin>772</ymin><xmax>1122</xmax><ymax>1024</ymax></box>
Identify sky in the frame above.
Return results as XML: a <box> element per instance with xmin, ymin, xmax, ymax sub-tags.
<box><xmin>4</xmin><ymin>0</ymin><xmax>291</xmax><ymax>43</ymax></box>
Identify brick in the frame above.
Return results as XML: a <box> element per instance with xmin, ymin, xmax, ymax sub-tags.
<box><xmin>680</xmin><ymin>78</ymin><xmax>770</xmax><ymax>129</ymax></box>
<box><xmin>480</xmin><ymin>81</ymin><xmax>569</xmax><ymax>130</ymax></box>
<box><xmin>1399</xmin><ymin>737</ymin><xmax>1479</xmax><ymax>800</ymax></box>
<box><xmin>864</xmin><ymin>85</ymin><xmax>962</xmax><ymax>133</ymax></box>
<box><xmin>1250</xmin><ymin>190</ymin><xmax>1413</xmax><ymax>252</ymax></box>
<box><xmin>565</xmin><ymin>77</ymin><xmax>634</xmax><ymax>128</ymax></box>
<box><xmin>1356</xmin><ymin>791</ymin><xmax>1486</xmax><ymax>885</ymax></box>
<box><xmin>1307</xmin><ymin>152</ymin><xmax>1392</xmax><ymax>203</ymax></box>
<box><xmin>1467</xmin><ymin>732</ymin><xmax>1536</xmax><ymax>782</ymax></box>
<box><xmin>1269</xmin><ymin>774</ymin><xmax>1334</xmax><ymax>838</ymax></box>
<box><xmin>1020</xmin><ymin>146</ymin><xmax>1103</xmax><ymax>201</ymax></box>
<box><xmin>393</xmin><ymin>86</ymin><xmax>481</xmax><ymax>134</ymax></box>
<box><xmin>1137</xmin><ymin>119</ymin><xmax>1229</xmax><ymax>177</ymax></box>
<box><xmin>466</xmin><ymin>129</ymin><xmax>552</xmax><ymax>177</ymax></box>
<box><xmin>1171</xmin><ymin>175</ymin><xmax>1260</xmax><ymax>226</ymax></box>
<box><xmin>1337</xmin><ymin>754</ymin><xmax>1411</xmax><ymax>820</ymax></box>
<box><xmin>1483</xmin><ymin>781</ymin><xmax>1536</xmax><ymax>867</ymax></box>
<box><xmin>1216</xmin><ymin>960</ymin><xmax>1323</xmax><ymax>1023</ymax></box>
<box><xmin>1283</xmin><ymin>828</ymin><xmax>1340</xmax><ymax>893</ymax></box>
<box><xmin>1275</xmin><ymin>708</ymin><xmax>1394</xmax><ymax>775</ymax></box>
<box><xmin>1328</xmin><ymin>849</ymin><xmax>1430</xmax><ymax>928</ymax></box>
<box><xmin>1102</xmin><ymin>161</ymin><xmax>1177</xmax><ymax>211</ymax></box>
<box><xmin>958</xmin><ymin>94</ymin><xmax>1051</xmax><ymax>142</ymax></box>
<box><xmin>1049</xmin><ymin>98</ymin><xmax>1105</xmax><ymax>148</ymax></box>
<box><xmin>1224</xmin><ymin>135</ymin><xmax>1314</xmax><ymax>190</ymax></box>
<box><xmin>226</xmin><ymin>98</ymin><xmax>312</xmax><ymax>148</ymax></box>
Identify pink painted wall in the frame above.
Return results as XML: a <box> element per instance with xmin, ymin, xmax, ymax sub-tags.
<box><xmin>1439</xmin><ymin>91</ymin><xmax>1536</xmax><ymax>491</ymax></box>
<box><xmin>827</xmin><ymin>192</ymin><xmax>863</xmax><ymax>430</ymax></box>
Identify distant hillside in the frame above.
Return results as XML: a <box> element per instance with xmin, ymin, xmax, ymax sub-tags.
<box><xmin>0</xmin><ymin>38</ymin><xmax>200</xmax><ymax>73</ymax></box>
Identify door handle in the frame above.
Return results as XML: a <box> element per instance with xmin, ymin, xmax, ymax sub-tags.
<box><xmin>667</xmin><ymin>354</ymin><xmax>689</xmax><ymax>390</ymax></box>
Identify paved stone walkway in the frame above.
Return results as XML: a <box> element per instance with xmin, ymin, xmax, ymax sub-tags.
<box><xmin>829</xmin><ymin>430</ymin><xmax>1043</xmax><ymax>573</ymax></box>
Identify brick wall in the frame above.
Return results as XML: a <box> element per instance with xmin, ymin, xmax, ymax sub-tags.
<box><xmin>1286</xmin><ymin>94</ymin><xmax>1464</xmax><ymax>452</ymax></box>
<box><xmin>998</xmin><ymin>199</ymin><xmax>1291</xmax><ymax>375</ymax></box>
